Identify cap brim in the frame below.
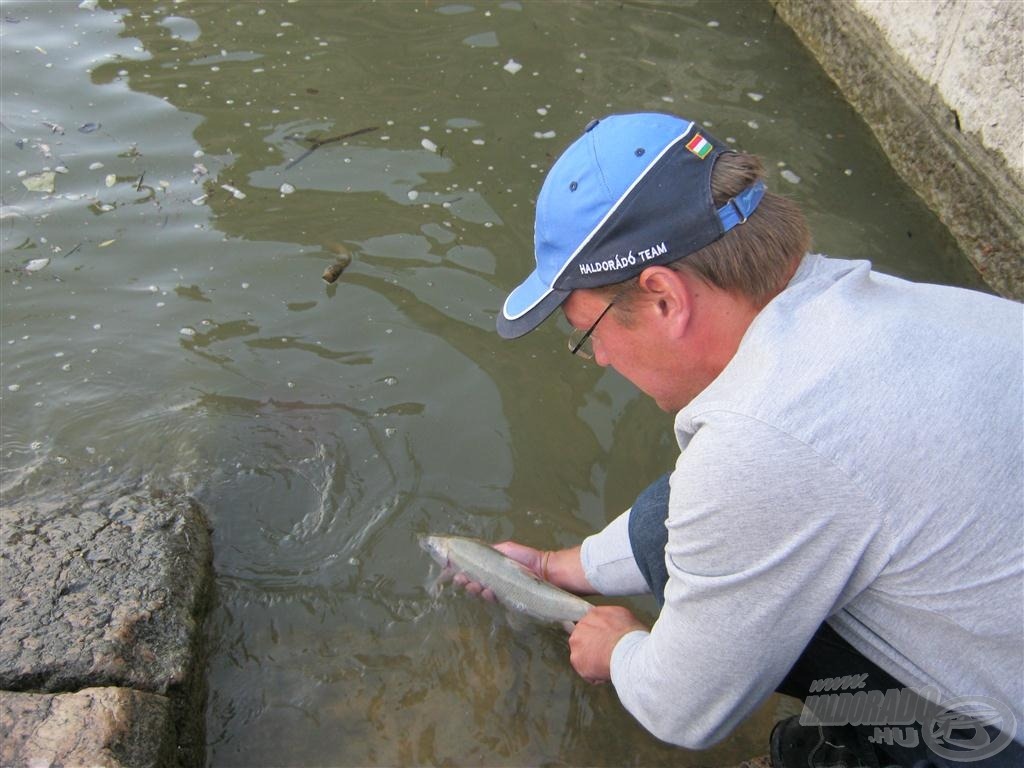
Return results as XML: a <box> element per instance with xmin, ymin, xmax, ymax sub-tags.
<box><xmin>497</xmin><ymin>270</ymin><xmax>570</xmax><ymax>339</ymax></box>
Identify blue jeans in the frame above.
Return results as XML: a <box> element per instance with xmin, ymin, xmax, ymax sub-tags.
<box><xmin>625</xmin><ymin>472</ymin><xmax>1022</xmax><ymax>767</ymax></box>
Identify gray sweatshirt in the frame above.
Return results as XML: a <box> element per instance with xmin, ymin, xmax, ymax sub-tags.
<box><xmin>581</xmin><ymin>254</ymin><xmax>1023</xmax><ymax>749</ymax></box>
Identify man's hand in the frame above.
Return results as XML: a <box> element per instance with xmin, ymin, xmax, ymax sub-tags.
<box><xmin>569</xmin><ymin>605</ymin><xmax>648</xmax><ymax>684</ymax></box>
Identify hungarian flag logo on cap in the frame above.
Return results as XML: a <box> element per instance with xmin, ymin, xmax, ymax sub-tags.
<box><xmin>686</xmin><ymin>133</ymin><xmax>712</xmax><ymax>159</ymax></box>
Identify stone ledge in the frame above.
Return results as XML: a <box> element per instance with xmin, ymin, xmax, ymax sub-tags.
<box><xmin>0</xmin><ymin>687</ymin><xmax>175</xmax><ymax>768</ymax></box>
<box><xmin>0</xmin><ymin>487</ymin><xmax>213</xmax><ymax>767</ymax></box>
<box><xmin>769</xmin><ymin>0</ymin><xmax>1024</xmax><ymax>300</ymax></box>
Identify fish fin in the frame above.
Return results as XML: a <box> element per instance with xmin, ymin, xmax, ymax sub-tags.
<box><xmin>505</xmin><ymin>608</ymin><xmax>532</xmax><ymax>633</ymax></box>
<box><xmin>426</xmin><ymin>565</ymin><xmax>457</xmax><ymax>598</ymax></box>
<box><xmin>427</xmin><ymin>577</ymin><xmax>444</xmax><ymax>598</ymax></box>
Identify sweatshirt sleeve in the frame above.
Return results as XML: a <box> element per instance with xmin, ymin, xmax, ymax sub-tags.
<box><xmin>609</xmin><ymin>414</ymin><xmax>887</xmax><ymax>749</ymax></box>
<box><xmin>580</xmin><ymin>508</ymin><xmax>650</xmax><ymax>596</ymax></box>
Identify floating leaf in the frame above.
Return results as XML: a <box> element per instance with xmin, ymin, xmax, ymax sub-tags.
<box><xmin>22</xmin><ymin>171</ymin><xmax>55</xmax><ymax>193</ymax></box>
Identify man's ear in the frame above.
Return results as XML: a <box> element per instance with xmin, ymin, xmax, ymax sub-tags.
<box><xmin>637</xmin><ymin>266</ymin><xmax>692</xmax><ymax>336</ymax></box>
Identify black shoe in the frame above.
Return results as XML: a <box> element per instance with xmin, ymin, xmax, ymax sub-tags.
<box><xmin>770</xmin><ymin>715</ymin><xmax>881</xmax><ymax>768</ymax></box>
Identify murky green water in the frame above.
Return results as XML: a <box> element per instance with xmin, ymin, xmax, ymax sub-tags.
<box><xmin>1</xmin><ymin>1</ymin><xmax>988</xmax><ymax>766</ymax></box>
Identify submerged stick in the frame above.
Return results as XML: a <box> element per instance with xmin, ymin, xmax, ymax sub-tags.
<box><xmin>286</xmin><ymin>126</ymin><xmax>378</xmax><ymax>169</ymax></box>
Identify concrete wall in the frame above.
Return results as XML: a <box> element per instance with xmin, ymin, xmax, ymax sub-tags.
<box><xmin>769</xmin><ymin>0</ymin><xmax>1023</xmax><ymax>299</ymax></box>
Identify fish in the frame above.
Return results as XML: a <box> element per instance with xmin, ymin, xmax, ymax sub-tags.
<box><xmin>421</xmin><ymin>534</ymin><xmax>591</xmax><ymax>631</ymax></box>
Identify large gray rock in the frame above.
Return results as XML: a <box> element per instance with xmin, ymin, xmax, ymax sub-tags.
<box><xmin>0</xmin><ymin>487</ymin><xmax>212</xmax><ymax>767</ymax></box>
<box><xmin>0</xmin><ymin>687</ymin><xmax>175</xmax><ymax>768</ymax></box>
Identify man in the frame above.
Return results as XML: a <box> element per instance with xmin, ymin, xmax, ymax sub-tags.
<box><xmin>488</xmin><ymin>113</ymin><xmax>1023</xmax><ymax>766</ymax></box>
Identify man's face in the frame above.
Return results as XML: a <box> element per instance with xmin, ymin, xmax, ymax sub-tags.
<box><xmin>563</xmin><ymin>288</ymin><xmax>691</xmax><ymax>413</ymax></box>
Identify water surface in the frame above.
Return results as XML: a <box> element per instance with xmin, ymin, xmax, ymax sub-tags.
<box><xmin>0</xmin><ymin>1</ymin><xmax>987</xmax><ymax>766</ymax></box>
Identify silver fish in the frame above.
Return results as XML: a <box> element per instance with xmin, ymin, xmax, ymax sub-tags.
<box><xmin>421</xmin><ymin>534</ymin><xmax>591</xmax><ymax>630</ymax></box>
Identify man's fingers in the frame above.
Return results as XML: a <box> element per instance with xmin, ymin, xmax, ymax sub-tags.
<box><xmin>451</xmin><ymin>573</ymin><xmax>497</xmax><ymax>603</ymax></box>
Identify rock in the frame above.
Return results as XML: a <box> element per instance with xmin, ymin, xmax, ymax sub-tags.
<box><xmin>0</xmin><ymin>687</ymin><xmax>175</xmax><ymax>767</ymax></box>
<box><xmin>0</xmin><ymin>487</ymin><xmax>213</xmax><ymax>767</ymax></box>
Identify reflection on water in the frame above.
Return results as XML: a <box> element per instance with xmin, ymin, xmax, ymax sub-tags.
<box><xmin>0</xmin><ymin>1</ymin><xmax>987</xmax><ymax>766</ymax></box>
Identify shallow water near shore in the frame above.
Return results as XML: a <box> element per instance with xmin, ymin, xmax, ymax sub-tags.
<box><xmin>1</xmin><ymin>1</ymin><xmax>988</xmax><ymax>765</ymax></box>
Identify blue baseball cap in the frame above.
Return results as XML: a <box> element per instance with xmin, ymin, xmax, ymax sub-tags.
<box><xmin>497</xmin><ymin>112</ymin><xmax>765</xmax><ymax>339</ymax></box>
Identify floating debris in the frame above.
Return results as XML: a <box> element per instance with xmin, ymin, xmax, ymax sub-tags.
<box><xmin>78</xmin><ymin>121</ymin><xmax>100</xmax><ymax>133</ymax></box>
<box><xmin>179</xmin><ymin>327</ymin><xmax>197</xmax><ymax>338</ymax></box>
<box><xmin>24</xmin><ymin>258</ymin><xmax>50</xmax><ymax>272</ymax></box>
<box><xmin>420</xmin><ymin>138</ymin><xmax>438</xmax><ymax>153</ymax></box>
<box><xmin>105</xmin><ymin>173</ymin><xmax>117</xmax><ymax>187</ymax></box>
<box><xmin>533</xmin><ymin>130</ymin><xmax>556</xmax><ymax>139</ymax></box>
<box><xmin>78</xmin><ymin>0</ymin><xmax>98</xmax><ymax>10</ymax></box>
<box><xmin>22</xmin><ymin>171</ymin><xmax>55</xmax><ymax>193</ymax></box>
<box><xmin>220</xmin><ymin>183</ymin><xmax>246</xmax><ymax>200</ymax></box>
<box><xmin>89</xmin><ymin>161</ymin><xmax>104</xmax><ymax>170</ymax></box>
<box><xmin>191</xmin><ymin>194</ymin><xmax>208</xmax><ymax>205</ymax></box>
<box><xmin>98</xmin><ymin>239</ymin><xmax>116</xmax><ymax>247</ymax></box>
<box><xmin>747</xmin><ymin>92</ymin><xmax>765</xmax><ymax>102</ymax></box>
<box><xmin>279</xmin><ymin>183</ymin><xmax>295</xmax><ymax>195</ymax></box>
<box><xmin>503</xmin><ymin>58</ymin><xmax>523</xmax><ymax>74</ymax></box>
<box><xmin>322</xmin><ymin>253</ymin><xmax>352</xmax><ymax>284</ymax></box>
<box><xmin>780</xmin><ymin>169</ymin><xmax>802</xmax><ymax>184</ymax></box>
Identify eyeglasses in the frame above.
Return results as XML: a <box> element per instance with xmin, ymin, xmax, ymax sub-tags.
<box><xmin>567</xmin><ymin>296</ymin><xmax>619</xmax><ymax>360</ymax></box>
